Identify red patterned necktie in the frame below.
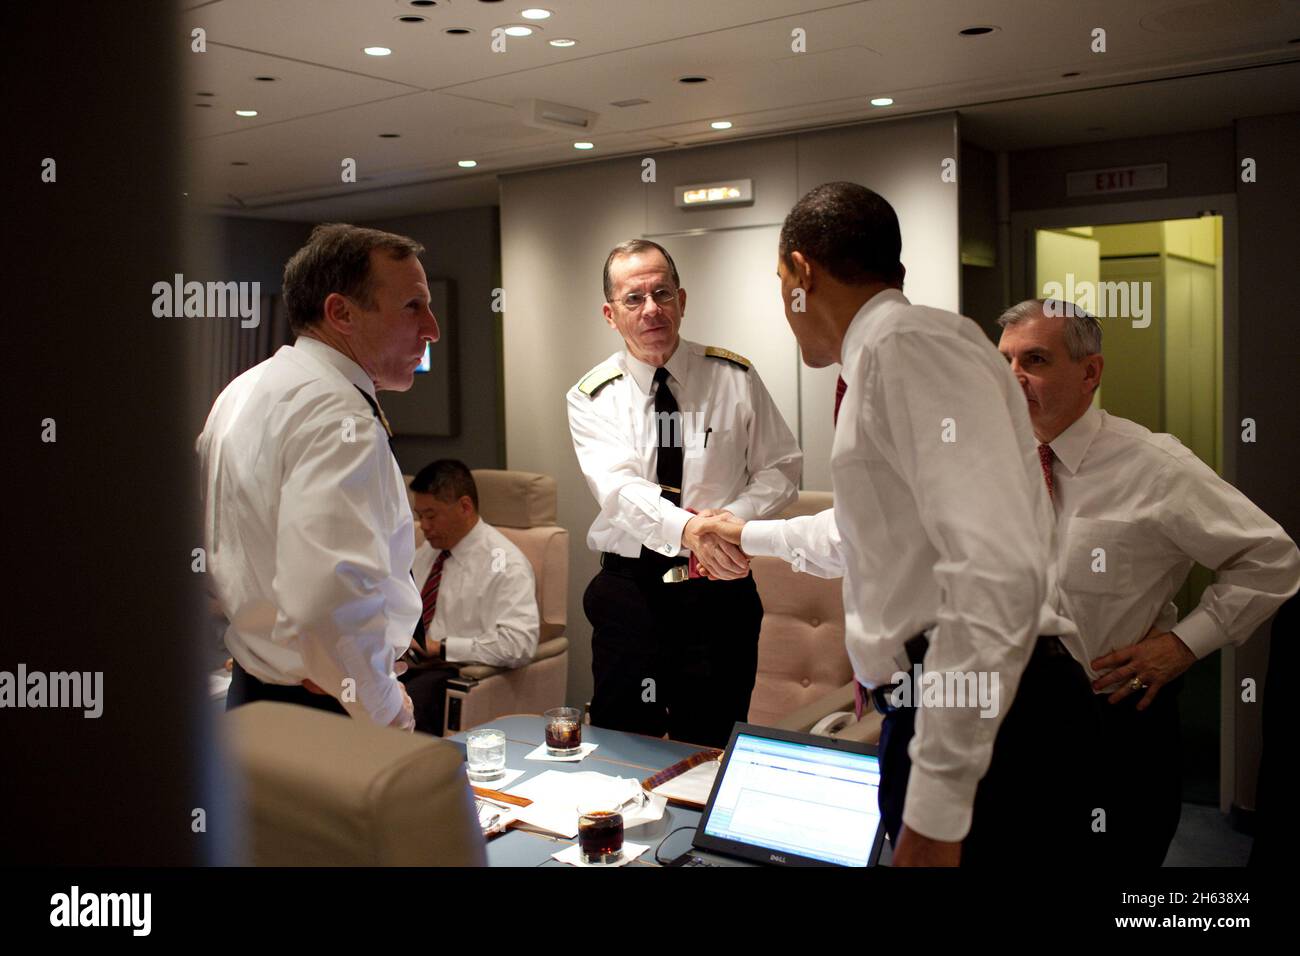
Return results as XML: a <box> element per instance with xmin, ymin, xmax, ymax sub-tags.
<box><xmin>834</xmin><ymin>375</ymin><xmax>847</xmax><ymax>426</ymax></box>
<box><xmin>421</xmin><ymin>549</ymin><xmax>452</xmax><ymax>629</ymax></box>
<box><xmin>1037</xmin><ymin>443</ymin><xmax>1055</xmax><ymax>500</ymax></box>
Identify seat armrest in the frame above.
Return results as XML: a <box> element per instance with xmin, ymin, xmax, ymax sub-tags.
<box><xmin>455</xmin><ymin>636</ymin><xmax>568</xmax><ymax>681</ymax></box>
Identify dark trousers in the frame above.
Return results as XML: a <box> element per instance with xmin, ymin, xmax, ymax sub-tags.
<box><xmin>399</xmin><ymin>663</ymin><xmax>458</xmax><ymax>736</ymax></box>
<box><xmin>878</xmin><ymin>637</ymin><xmax>1101</xmax><ymax>866</ymax></box>
<box><xmin>1092</xmin><ymin>679</ymin><xmax>1183</xmax><ymax>866</ymax></box>
<box><xmin>584</xmin><ymin>554</ymin><xmax>763</xmax><ymax>749</ymax></box>
<box><xmin>226</xmin><ymin>660</ymin><xmax>348</xmax><ymax>717</ymax></box>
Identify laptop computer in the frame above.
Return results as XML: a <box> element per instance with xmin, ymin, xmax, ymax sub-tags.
<box><xmin>667</xmin><ymin>722</ymin><xmax>887</xmax><ymax>867</ymax></box>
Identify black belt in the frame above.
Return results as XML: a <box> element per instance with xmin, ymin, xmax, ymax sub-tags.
<box><xmin>601</xmin><ymin>550</ymin><xmax>692</xmax><ymax>584</ymax></box>
<box><xmin>869</xmin><ymin>634</ymin><xmax>1068</xmax><ymax>714</ymax></box>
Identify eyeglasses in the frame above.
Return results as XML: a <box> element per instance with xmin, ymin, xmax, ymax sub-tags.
<box><xmin>618</xmin><ymin>287</ymin><xmax>678</xmax><ymax>311</ymax></box>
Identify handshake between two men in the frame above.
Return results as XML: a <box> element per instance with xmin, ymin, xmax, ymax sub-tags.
<box><xmin>680</xmin><ymin>510</ymin><xmax>750</xmax><ymax>580</ymax></box>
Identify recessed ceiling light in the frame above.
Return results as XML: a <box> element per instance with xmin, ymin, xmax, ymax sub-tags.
<box><xmin>194</xmin><ymin>103</ymin><xmax>212</xmax><ymax>108</ymax></box>
<box><xmin>574</xmin><ymin>141</ymin><xmax>594</xmax><ymax>150</ymax></box>
<box><xmin>446</xmin><ymin>27</ymin><xmax>473</xmax><ymax>35</ymax></box>
<box><xmin>549</xmin><ymin>37</ymin><xmax>577</xmax><ymax>47</ymax></box>
<box><xmin>364</xmin><ymin>46</ymin><xmax>393</xmax><ymax>56</ymax></box>
<box><xmin>196</xmin><ymin>91</ymin><xmax>215</xmax><ymax>97</ymax></box>
<box><xmin>710</xmin><ymin>120</ymin><xmax>733</xmax><ymax>130</ymax></box>
<box><xmin>458</xmin><ymin>159</ymin><xmax>478</xmax><ymax>168</ymax></box>
<box><xmin>959</xmin><ymin>25</ymin><xmax>999</xmax><ymax>36</ymax></box>
<box><xmin>254</xmin><ymin>75</ymin><xmax>278</xmax><ymax>82</ymax></box>
<box><xmin>234</xmin><ymin>109</ymin><xmax>258</xmax><ymax>117</ymax></box>
<box><xmin>503</xmin><ymin>25</ymin><xmax>533</xmax><ymax>37</ymax></box>
<box><xmin>409</xmin><ymin>0</ymin><xmax>439</xmax><ymax>5</ymax></box>
<box><xmin>870</xmin><ymin>97</ymin><xmax>894</xmax><ymax>107</ymax></box>
<box><xmin>396</xmin><ymin>15</ymin><xmax>427</xmax><ymax>23</ymax></box>
<box><xmin>678</xmin><ymin>75</ymin><xmax>710</xmax><ymax>84</ymax></box>
<box><xmin>1061</xmin><ymin>71</ymin><xmax>1081</xmax><ymax>78</ymax></box>
<box><xmin>230</xmin><ymin>161</ymin><xmax>249</xmax><ymax>166</ymax></box>
<box><xmin>379</xmin><ymin>133</ymin><xmax>401</xmax><ymax>138</ymax></box>
<box><xmin>521</xmin><ymin>8</ymin><xmax>552</xmax><ymax>19</ymax></box>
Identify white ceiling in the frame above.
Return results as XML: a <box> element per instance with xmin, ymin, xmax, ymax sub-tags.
<box><xmin>183</xmin><ymin>0</ymin><xmax>1300</xmax><ymax>220</ymax></box>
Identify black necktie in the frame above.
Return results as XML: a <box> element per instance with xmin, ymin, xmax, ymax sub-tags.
<box><xmin>354</xmin><ymin>385</ymin><xmax>425</xmax><ymax>646</ymax></box>
<box><xmin>653</xmin><ymin>367</ymin><xmax>683</xmax><ymax>507</ymax></box>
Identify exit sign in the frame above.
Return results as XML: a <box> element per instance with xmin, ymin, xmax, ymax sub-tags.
<box><xmin>1066</xmin><ymin>163</ymin><xmax>1168</xmax><ymax>196</ymax></box>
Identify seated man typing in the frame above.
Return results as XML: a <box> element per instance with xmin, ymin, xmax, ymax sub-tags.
<box><xmin>401</xmin><ymin>459</ymin><xmax>540</xmax><ymax>735</ymax></box>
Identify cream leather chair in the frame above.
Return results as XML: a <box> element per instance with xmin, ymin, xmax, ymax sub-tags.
<box><xmin>748</xmin><ymin>491</ymin><xmax>882</xmax><ymax>744</ymax></box>
<box><xmin>404</xmin><ymin>469</ymin><xmax>569</xmax><ymax>735</ymax></box>
<box><xmin>225</xmin><ymin>701</ymin><xmax>487</xmax><ymax>866</ymax></box>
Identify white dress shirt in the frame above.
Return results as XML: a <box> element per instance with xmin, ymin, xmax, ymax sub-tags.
<box><xmin>413</xmin><ymin>519</ymin><xmax>540</xmax><ymax>668</ymax></box>
<box><xmin>753</xmin><ymin>289</ymin><xmax>1074</xmax><ymax>843</ymax></box>
<box><xmin>1047</xmin><ymin>405</ymin><xmax>1300</xmax><ymax>674</ymax></box>
<box><xmin>566</xmin><ymin>339</ymin><xmax>802</xmax><ymax>557</ymax></box>
<box><xmin>196</xmin><ymin>336</ymin><xmax>420</xmax><ymax>726</ymax></box>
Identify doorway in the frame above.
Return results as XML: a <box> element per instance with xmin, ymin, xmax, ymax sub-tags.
<box><xmin>1030</xmin><ymin>211</ymin><xmax>1227</xmax><ymax>808</ymax></box>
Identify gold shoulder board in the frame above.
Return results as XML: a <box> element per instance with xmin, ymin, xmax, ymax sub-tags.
<box><xmin>704</xmin><ymin>346</ymin><xmax>751</xmax><ymax>370</ymax></box>
<box><xmin>578</xmin><ymin>365</ymin><xmax>623</xmax><ymax>397</ymax></box>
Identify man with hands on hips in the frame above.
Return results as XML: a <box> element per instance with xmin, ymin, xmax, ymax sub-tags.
<box><xmin>996</xmin><ymin>297</ymin><xmax>1300</xmax><ymax>865</ymax></box>
<box><xmin>567</xmin><ymin>239</ymin><xmax>801</xmax><ymax>749</ymax></box>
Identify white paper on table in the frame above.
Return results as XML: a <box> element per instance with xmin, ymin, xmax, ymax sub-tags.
<box><xmin>552</xmin><ymin>841</ymin><xmax>650</xmax><ymax>867</ymax></box>
<box><xmin>523</xmin><ymin>741</ymin><xmax>598</xmax><ymax>762</ymax></box>
<box><xmin>466</xmin><ymin>767</ymin><xmax>526</xmax><ymax>791</ymax></box>
<box><xmin>505</xmin><ymin>770</ymin><xmax>663</xmax><ymax>838</ymax></box>
<box><xmin>650</xmin><ymin>759</ymin><xmax>719</xmax><ymax>805</ymax></box>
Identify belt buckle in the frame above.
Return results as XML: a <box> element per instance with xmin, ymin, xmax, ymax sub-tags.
<box><xmin>661</xmin><ymin>564</ymin><xmax>690</xmax><ymax>584</ymax></box>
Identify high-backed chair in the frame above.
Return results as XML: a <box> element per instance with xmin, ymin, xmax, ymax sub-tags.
<box><xmin>749</xmin><ymin>491</ymin><xmax>882</xmax><ymax>744</ymax></box>
<box><xmin>405</xmin><ymin>469</ymin><xmax>569</xmax><ymax>735</ymax></box>
<box><xmin>225</xmin><ymin>701</ymin><xmax>487</xmax><ymax>866</ymax></box>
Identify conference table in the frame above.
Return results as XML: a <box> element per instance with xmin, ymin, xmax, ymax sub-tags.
<box><xmin>450</xmin><ymin>715</ymin><xmax>710</xmax><ymax>867</ymax></box>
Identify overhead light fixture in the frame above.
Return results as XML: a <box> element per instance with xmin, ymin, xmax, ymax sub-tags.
<box><xmin>870</xmin><ymin>97</ymin><xmax>894</xmax><ymax>107</ymax></box>
<box><xmin>549</xmin><ymin>38</ymin><xmax>577</xmax><ymax>47</ymax></box>
<box><xmin>675</xmin><ymin>178</ymin><xmax>754</xmax><ymax>208</ymax></box>
<box><xmin>234</xmin><ymin>109</ymin><xmax>258</xmax><ymax>117</ymax></box>
<box><xmin>573</xmin><ymin>141</ymin><xmax>595</xmax><ymax>150</ymax></box>
<box><xmin>710</xmin><ymin>120</ymin><xmax>733</xmax><ymax>130</ymax></box>
<box><xmin>521</xmin><ymin>8</ymin><xmax>552</xmax><ymax>19</ymax></box>
<box><xmin>503</xmin><ymin>25</ymin><xmax>533</xmax><ymax>37</ymax></box>
<box><xmin>363</xmin><ymin>46</ymin><xmax>393</xmax><ymax>56</ymax></box>
<box><xmin>458</xmin><ymin>159</ymin><xmax>478</xmax><ymax>168</ymax></box>
<box><xmin>959</xmin><ymin>25</ymin><xmax>999</xmax><ymax>36</ymax></box>
<box><xmin>678</xmin><ymin>75</ymin><xmax>710</xmax><ymax>84</ymax></box>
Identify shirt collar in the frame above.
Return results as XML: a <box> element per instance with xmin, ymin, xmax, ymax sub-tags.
<box><xmin>293</xmin><ymin>335</ymin><xmax>376</xmax><ymax>399</ymax></box>
<box><xmin>840</xmin><ymin>288</ymin><xmax>909</xmax><ymax>372</ymax></box>
<box><xmin>447</xmin><ymin>516</ymin><xmax>486</xmax><ymax>560</ymax></box>
<box><xmin>1049</xmin><ymin>403</ymin><xmax>1103</xmax><ymax>476</ymax></box>
<box><xmin>624</xmin><ymin>338</ymin><xmax>692</xmax><ymax>395</ymax></box>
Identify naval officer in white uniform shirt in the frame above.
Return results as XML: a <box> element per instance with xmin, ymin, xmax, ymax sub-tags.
<box><xmin>567</xmin><ymin>239</ymin><xmax>801</xmax><ymax>749</ymax></box>
<box><xmin>694</xmin><ymin>184</ymin><xmax>1097</xmax><ymax>867</ymax></box>
<box><xmin>400</xmin><ymin>459</ymin><xmax>539</xmax><ymax>735</ymax></box>
<box><xmin>197</xmin><ymin>223</ymin><xmax>439</xmax><ymax>729</ymax></box>
<box><xmin>997</xmin><ymin>297</ymin><xmax>1300</xmax><ymax>865</ymax></box>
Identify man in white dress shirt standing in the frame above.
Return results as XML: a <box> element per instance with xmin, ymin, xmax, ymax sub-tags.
<box><xmin>702</xmin><ymin>183</ymin><xmax>1097</xmax><ymax>866</ymax></box>
<box><xmin>401</xmin><ymin>459</ymin><xmax>539</xmax><ymax>735</ymax></box>
<box><xmin>198</xmin><ymin>223</ymin><xmax>440</xmax><ymax>730</ymax></box>
<box><xmin>567</xmin><ymin>239</ymin><xmax>802</xmax><ymax>748</ymax></box>
<box><xmin>997</xmin><ymin>298</ymin><xmax>1300</xmax><ymax>865</ymax></box>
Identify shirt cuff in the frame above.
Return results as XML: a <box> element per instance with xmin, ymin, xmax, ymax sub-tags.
<box><xmin>654</xmin><ymin>505</ymin><xmax>693</xmax><ymax>558</ymax></box>
<box><xmin>740</xmin><ymin>519</ymin><xmax>786</xmax><ymax>559</ymax></box>
<box><xmin>1171</xmin><ymin>609</ymin><xmax>1228</xmax><ymax>659</ymax></box>
<box><xmin>900</xmin><ymin>764</ymin><xmax>979</xmax><ymax>844</ymax></box>
<box><xmin>443</xmin><ymin>637</ymin><xmax>474</xmax><ymax>663</ymax></box>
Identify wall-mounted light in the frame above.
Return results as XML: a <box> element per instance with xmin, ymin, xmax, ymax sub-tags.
<box><xmin>675</xmin><ymin>178</ymin><xmax>754</xmax><ymax>208</ymax></box>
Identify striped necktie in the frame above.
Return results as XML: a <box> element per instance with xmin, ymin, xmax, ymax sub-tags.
<box><xmin>421</xmin><ymin>549</ymin><xmax>452</xmax><ymax>631</ymax></box>
<box><xmin>834</xmin><ymin>375</ymin><xmax>847</xmax><ymax>426</ymax></box>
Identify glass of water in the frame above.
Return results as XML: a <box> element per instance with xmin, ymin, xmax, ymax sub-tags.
<box><xmin>465</xmin><ymin>728</ymin><xmax>507</xmax><ymax>783</ymax></box>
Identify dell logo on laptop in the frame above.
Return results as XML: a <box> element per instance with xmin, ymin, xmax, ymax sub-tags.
<box><xmin>769</xmin><ymin>853</ymin><xmax>786</xmax><ymax>863</ymax></box>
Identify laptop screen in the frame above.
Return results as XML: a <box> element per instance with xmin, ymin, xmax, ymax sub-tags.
<box><xmin>699</xmin><ymin>729</ymin><xmax>884</xmax><ymax>867</ymax></box>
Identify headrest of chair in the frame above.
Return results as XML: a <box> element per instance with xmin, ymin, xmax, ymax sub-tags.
<box><xmin>471</xmin><ymin>469</ymin><xmax>558</xmax><ymax>528</ymax></box>
<box><xmin>779</xmin><ymin>489</ymin><xmax>833</xmax><ymax>519</ymax></box>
